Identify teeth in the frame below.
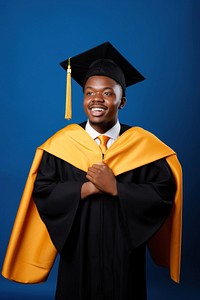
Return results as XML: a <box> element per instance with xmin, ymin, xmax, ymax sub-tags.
<box><xmin>91</xmin><ymin>108</ymin><xmax>104</xmax><ymax>111</ymax></box>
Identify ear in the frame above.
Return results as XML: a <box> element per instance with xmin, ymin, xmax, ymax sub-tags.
<box><xmin>119</xmin><ymin>97</ymin><xmax>126</xmax><ymax>109</ymax></box>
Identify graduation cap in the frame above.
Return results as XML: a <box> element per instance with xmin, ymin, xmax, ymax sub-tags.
<box><xmin>60</xmin><ymin>41</ymin><xmax>145</xmax><ymax>119</ymax></box>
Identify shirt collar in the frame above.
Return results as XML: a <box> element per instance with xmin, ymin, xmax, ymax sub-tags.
<box><xmin>85</xmin><ymin>120</ymin><xmax>121</xmax><ymax>140</ymax></box>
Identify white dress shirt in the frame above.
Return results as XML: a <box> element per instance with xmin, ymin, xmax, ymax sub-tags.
<box><xmin>85</xmin><ymin>120</ymin><xmax>121</xmax><ymax>149</ymax></box>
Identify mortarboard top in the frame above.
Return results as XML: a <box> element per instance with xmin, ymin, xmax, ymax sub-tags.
<box><xmin>60</xmin><ymin>41</ymin><xmax>145</xmax><ymax>119</ymax></box>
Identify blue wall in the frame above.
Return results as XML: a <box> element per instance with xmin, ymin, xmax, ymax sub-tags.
<box><xmin>0</xmin><ymin>0</ymin><xmax>199</xmax><ymax>299</ymax></box>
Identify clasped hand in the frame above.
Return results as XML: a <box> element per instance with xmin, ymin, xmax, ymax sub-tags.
<box><xmin>86</xmin><ymin>162</ymin><xmax>117</xmax><ymax>196</ymax></box>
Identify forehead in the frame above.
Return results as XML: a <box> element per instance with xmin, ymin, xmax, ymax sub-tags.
<box><xmin>84</xmin><ymin>75</ymin><xmax>121</xmax><ymax>89</ymax></box>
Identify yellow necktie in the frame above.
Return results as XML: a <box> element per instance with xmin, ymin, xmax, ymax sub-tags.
<box><xmin>98</xmin><ymin>135</ymin><xmax>110</xmax><ymax>155</ymax></box>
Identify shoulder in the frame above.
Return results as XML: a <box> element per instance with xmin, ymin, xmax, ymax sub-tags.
<box><xmin>43</xmin><ymin>123</ymin><xmax>86</xmax><ymax>142</ymax></box>
<box><xmin>119</xmin><ymin>125</ymin><xmax>175</xmax><ymax>154</ymax></box>
<box><xmin>120</xmin><ymin>124</ymin><xmax>153</xmax><ymax>137</ymax></box>
<box><xmin>120</xmin><ymin>124</ymin><xmax>160</xmax><ymax>139</ymax></box>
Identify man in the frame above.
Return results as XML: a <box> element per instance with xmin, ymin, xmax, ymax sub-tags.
<box><xmin>2</xmin><ymin>42</ymin><xmax>182</xmax><ymax>300</ymax></box>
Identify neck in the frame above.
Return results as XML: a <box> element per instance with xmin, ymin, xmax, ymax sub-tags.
<box><xmin>88</xmin><ymin>120</ymin><xmax>118</xmax><ymax>134</ymax></box>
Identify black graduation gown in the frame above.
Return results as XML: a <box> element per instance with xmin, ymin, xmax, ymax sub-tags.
<box><xmin>33</xmin><ymin>124</ymin><xmax>176</xmax><ymax>300</ymax></box>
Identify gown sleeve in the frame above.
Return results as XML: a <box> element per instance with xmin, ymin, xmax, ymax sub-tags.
<box><xmin>116</xmin><ymin>158</ymin><xmax>176</xmax><ymax>250</ymax></box>
<box><xmin>32</xmin><ymin>151</ymin><xmax>84</xmax><ymax>253</ymax></box>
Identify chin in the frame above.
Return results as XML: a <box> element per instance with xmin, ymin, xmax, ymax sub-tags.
<box><xmin>89</xmin><ymin>119</ymin><xmax>104</xmax><ymax>126</ymax></box>
<box><xmin>89</xmin><ymin>119</ymin><xmax>116</xmax><ymax>132</ymax></box>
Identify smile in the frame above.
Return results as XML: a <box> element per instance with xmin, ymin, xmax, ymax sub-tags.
<box><xmin>89</xmin><ymin>106</ymin><xmax>107</xmax><ymax>117</ymax></box>
<box><xmin>89</xmin><ymin>104</ymin><xmax>107</xmax><ymax>110</ymax></box>
<box><xmin>91</xmin><ymin>108</ymin><xmax>105</xmax><ymax>112</ymax></box>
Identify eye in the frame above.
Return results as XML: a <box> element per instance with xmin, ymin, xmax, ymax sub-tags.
<box><xmin>85</xmin><ymin>90</ymin><xmax>94</xmax><ymax>96</ymax></box>
<box><xmin>104</xmin><ymin>91</ymin><xmax>113</xmax><ymax>96</ymax></box>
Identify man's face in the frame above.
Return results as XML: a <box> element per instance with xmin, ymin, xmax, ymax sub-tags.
<box><xmin>83</xmin><ymin>76</ymin><xmax>126</xmax><ymax>133</ymax></box>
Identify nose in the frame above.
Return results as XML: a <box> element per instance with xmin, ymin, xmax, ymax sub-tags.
<box><xmin>91</xmin><ymin>92</ymin><xmax>104</xmax><ymax>102</ymax></box>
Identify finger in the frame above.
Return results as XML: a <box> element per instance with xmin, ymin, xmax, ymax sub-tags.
<box><xmin>86</xmin><ymin>173</ymin><xmax>94</xmax><ymax>181</ymax></box>
<box><xmin>88</xmin><ymin>166</ymin><xmax>103</xmax><ymax>173</ymax></box>
<box><xmin>87</xmin><ymin>168</ymin><xmax>101</xmax><ymax>176</ymax></box>
<box><xmin>86</xmin><ymin>174</ymin><xmax>99</xmax><ymax>186</ymax></box>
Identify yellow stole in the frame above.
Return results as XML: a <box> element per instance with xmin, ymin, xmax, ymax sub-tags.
<box><xmin>1</xmin><ymin>124</ymin><xmax>182</xmax><ymax>283</ymax></box>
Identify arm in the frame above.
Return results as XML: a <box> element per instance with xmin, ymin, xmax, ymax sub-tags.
<box><xmin>33</xmin><ymin>151</ymin><xmax>83</xmax><ymax>252</ymax></box>
<box><xmin>116</xmin><ymin>158</ymin><xmax>176</xmax><ymax>249</ymax></box>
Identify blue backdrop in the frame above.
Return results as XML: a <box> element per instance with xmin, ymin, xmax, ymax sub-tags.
<box><xmin>0</xmin><ymin>0</ymin><xmax>199</xmax><ymax>299</ymax></box>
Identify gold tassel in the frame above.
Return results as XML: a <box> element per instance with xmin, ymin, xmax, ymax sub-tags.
<box><xmin>65</xmin><ymin>58</ymin><xmax>72</xmax><ymax>119</ymax></box>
